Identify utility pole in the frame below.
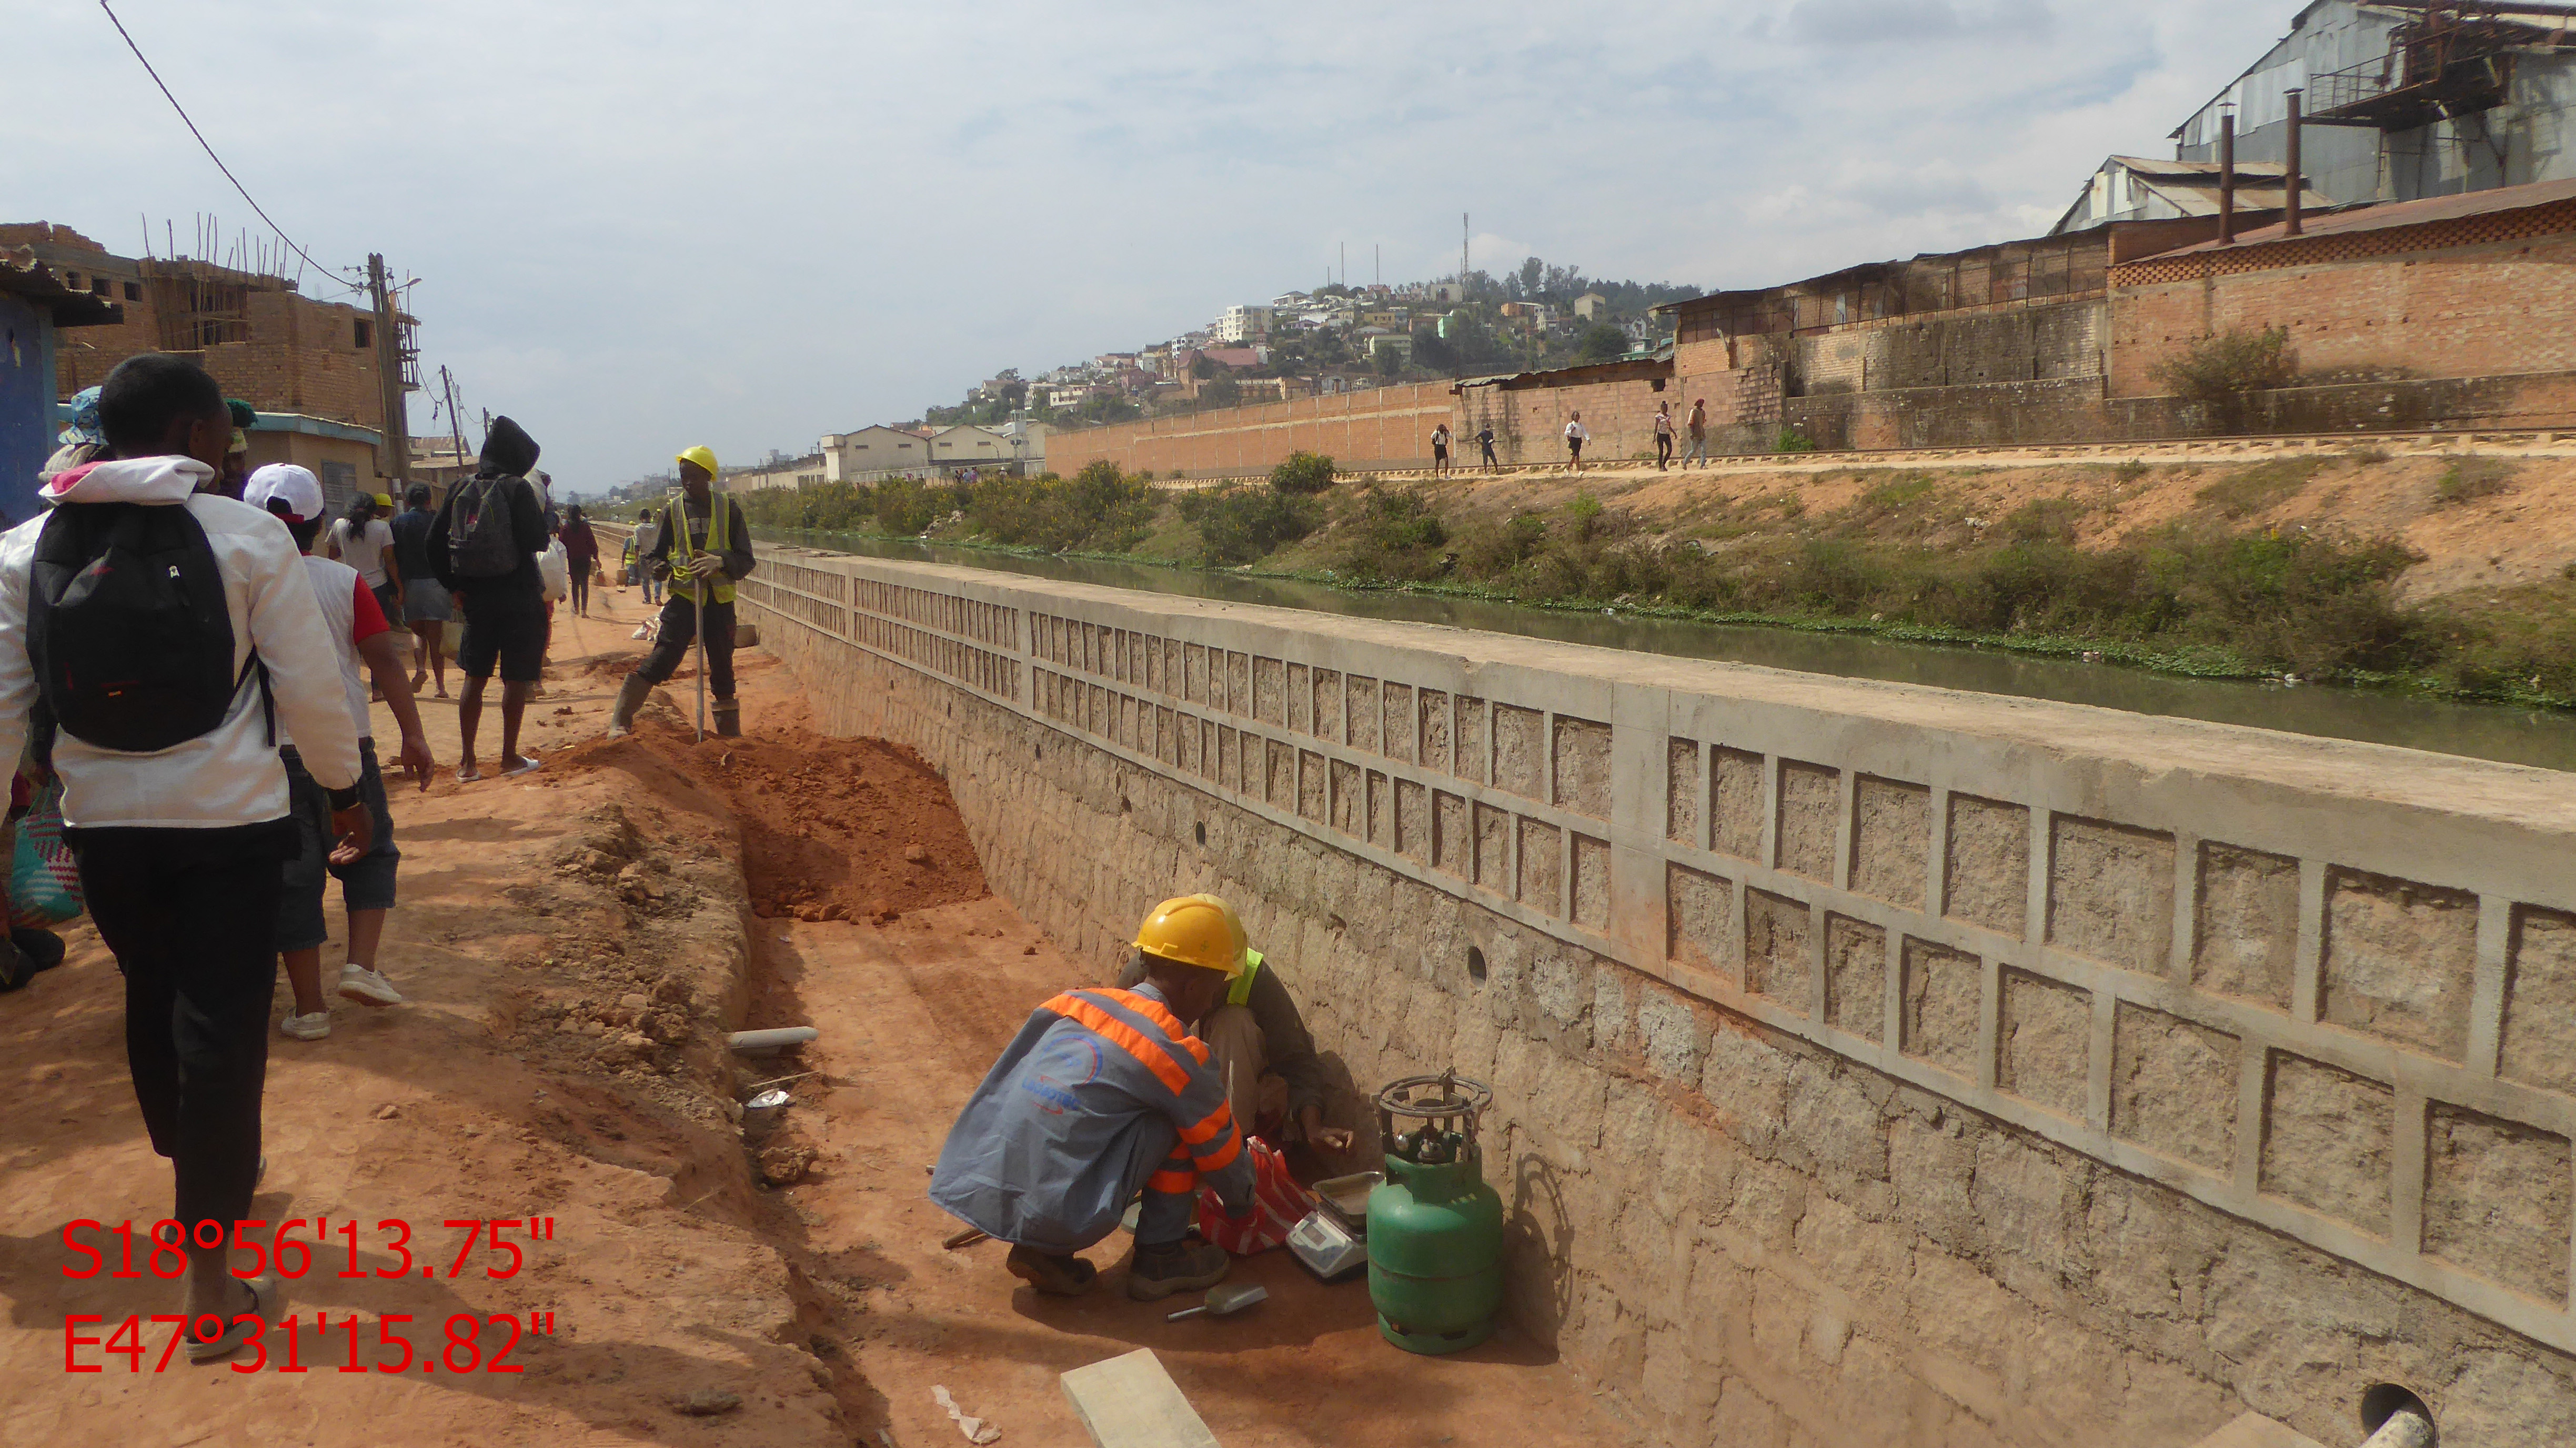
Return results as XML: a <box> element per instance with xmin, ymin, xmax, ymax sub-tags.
<box><xmin>1462</xmin><ymin>213</ymin><xmax>1470</xmax><ymax>296</ymax></box>
<box><xmin>367</xmin><ymin>254</ymin><xmax>410</xmax><ymax>483</ymax></box>
<box><xmin>439</xmin><ymin>365</ymin><xmax>469</xmax><ymax>479</ymax></box>
<box><xmin>2284</xmin><ymin>89</ymin><xmax>2307</xmax><ymax>237</ymax></box>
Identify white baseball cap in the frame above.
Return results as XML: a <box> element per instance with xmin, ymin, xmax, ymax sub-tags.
<box><xmin>243</xmin><ymin>464</ymin><xmax>325</xmax><ymax>523</ymax></box>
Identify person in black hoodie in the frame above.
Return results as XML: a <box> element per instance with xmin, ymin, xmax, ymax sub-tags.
<box><xmin>427</xmin><ymin>416</ymin><xmax>549</xmax><ymax>780</ymax></box>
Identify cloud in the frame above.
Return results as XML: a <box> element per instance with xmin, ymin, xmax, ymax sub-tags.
<box><xmin>1785</xmin><ymin>0</ymin><xmax>2056</xmax><ymax>45</ymax></box>
<box><xmin>2</xmin><ymin>0</ymin><xmax>2305</xmax><ymax>485</ymax></box>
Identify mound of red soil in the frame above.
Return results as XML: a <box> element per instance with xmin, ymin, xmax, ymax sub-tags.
<box><xmin>557</xmin><ymin>701</ymin><xmax>987</xmax><ymax>924</ymax></box>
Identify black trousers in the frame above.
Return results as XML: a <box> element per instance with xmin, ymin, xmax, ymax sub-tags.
<box><xmin>634</xmin><ymin>595</ymin><xmax>735</xmax><ymax>699</ymax></box>
<box><xmin>1655</xmin><ymin>434</ymin><xmax>1674</xmax><ymax>466</ymax></box>
<box><xmin>72</xmin><ymin>821</ymin><xmax>290</xmax><ymax>1240</ymax></box>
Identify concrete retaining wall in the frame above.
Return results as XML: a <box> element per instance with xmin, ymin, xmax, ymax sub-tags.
<box><xmin>735</xmin><ymin>548</ymin><xmax>2576</xmax><ymax>1448</ymax></box>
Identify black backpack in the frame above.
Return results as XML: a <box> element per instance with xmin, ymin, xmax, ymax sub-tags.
<box><xmin>27</xmin><ymin>501</ymin><xmax>254</xmax><ymax>753</ymax></box>
<box><xmin>446</xmin><ymin>475</ymin><xmax>522</xmax><ymax>580</ymax></box>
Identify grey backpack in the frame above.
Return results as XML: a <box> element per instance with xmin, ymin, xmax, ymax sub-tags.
<box><xmin>446</xmin><ymin>476</ymin><xmax>521</xmax><ymax>579</ymax></box>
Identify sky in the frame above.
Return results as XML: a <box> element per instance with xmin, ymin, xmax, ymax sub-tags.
<box><xmin>7</xmin><ymin>1</ymin><xmax>2299</xmax><ymax>490</ymax></box>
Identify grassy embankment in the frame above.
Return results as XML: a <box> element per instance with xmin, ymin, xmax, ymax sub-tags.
<box><xmin>722</xmin><ymin>452</ymin><xmax>2576</xmax><ymax>710</ymax></box>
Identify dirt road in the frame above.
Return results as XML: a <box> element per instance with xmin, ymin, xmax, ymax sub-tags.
<box><xmin>1</xmin><ymin>581</ymin><xmax>1623</xmax><ymax>1446</ymax></box>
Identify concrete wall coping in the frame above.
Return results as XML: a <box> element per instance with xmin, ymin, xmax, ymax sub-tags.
<box><xmin>763</xmin><ymin>546</ymin><xmax>2576</xmax><ymax>834</ymax></box>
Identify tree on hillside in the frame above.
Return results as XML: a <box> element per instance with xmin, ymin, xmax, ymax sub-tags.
<box><xmin>1575</xmin><ymin>324</ymin><xmax>1628</xmax><ymax>362</ymax></box>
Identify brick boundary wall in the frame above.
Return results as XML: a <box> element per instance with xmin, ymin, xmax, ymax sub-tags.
<box><xmin>1043</xmin><ymin>384</ymin><xmax>1456</xmax><ymax>479</ymax></box>
<box><xmin>733</xmin><ymin>546</ymin><xmax>2576</xmax><ymax>1448</ymax></box>
<box><xmin>2110</xmin><ymin>230</ymin><xmax>2576</xmax><ymax>399</ymax></box>
<box><xmin>2109</xmin><ymin>200</ymin><xmax>2576</xmax><ymax>288</ymax></box>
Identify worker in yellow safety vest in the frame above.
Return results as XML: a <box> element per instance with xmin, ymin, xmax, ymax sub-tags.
<box><xmin>1119</xmin><ymin>892</ymin><xmax>1354</xmax><ymax>1155</ymax></box>
<box><xmin>608</xmin><ymin>445</ymin><xmax>757</xmax><ymax>737</ymax></box>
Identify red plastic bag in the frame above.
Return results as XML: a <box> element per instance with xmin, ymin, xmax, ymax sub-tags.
<box><xmin>1195</xmin><ymin>1138</ymin><xmax>1310</xmax><ymax>1254</ymax></box>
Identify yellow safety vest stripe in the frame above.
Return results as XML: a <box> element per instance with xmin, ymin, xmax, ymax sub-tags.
<box><xmin>1227</xmin><ymin>949</ymin><xmax>1263</xmax><ymax>1008</ymax></box>
<box><xmin>667</xmin><ymin>496</ymin><xmax>735</xmax><ymax>605</ymax></box>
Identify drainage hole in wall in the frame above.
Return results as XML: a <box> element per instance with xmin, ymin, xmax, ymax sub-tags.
<box><xmin>1033</xmin><ymin>743</ymin><xmax>1042</xmax><ymax>761</ymax></box>
<box><xmin>1466</xmin><ymin>947</ymin><xmax>1487</xmax><ymax>983</ymax></box>
<box><xmin>1194</xmin><ymin>822</ymin><xmax>1207</xmax><ymax>846</ymax></box>
<box><xmin>2359</xmin><ymin>1384</ymin><xmax>2434</xmax><ymax>1445</ymax></box>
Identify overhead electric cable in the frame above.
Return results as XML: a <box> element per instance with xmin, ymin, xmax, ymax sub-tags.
<box><xmin>98</xmin><ymin>0</ymin><xmax>357</xmax><ymax>288</ymax></box>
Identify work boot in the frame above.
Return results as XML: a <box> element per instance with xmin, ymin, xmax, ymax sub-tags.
<box><xmin>1126</xmin><ymin>1239</ymin><xmax>1230</xmax><ymax>1301</ymax></box>
<box><xmin>712</xmin><ymin>698</ymin><xmax>741</xmax><ymax>737</ymax></box>
<box><xmin>1005</xmin><ymin>1245</ymin><xmax>1096</xmax><ymax>1298</ymax></box>
<box><xmin>605</xmin><ymin>674</ymin><xmax>652</xmax><ymax>738</ymax></box>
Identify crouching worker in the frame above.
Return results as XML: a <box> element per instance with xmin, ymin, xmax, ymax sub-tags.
<box><xmin>607</xmin><ymin>446</ymin><xmax>753</xmax><ymax>738</ymax></box>
<box><xmin>930</xmin><ymin>897</ymin><xmax>1256</xmax><ymax>1300</ymax></box>
<box><xmin>1118</xmin><ymin>892</ymin><xmax>1354</xmax><ymax>1154</ymax></box>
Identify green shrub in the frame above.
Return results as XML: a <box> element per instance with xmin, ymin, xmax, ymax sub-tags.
<box><xmin>1337</xmin><ymin>486</ymin><xmax>1451</xmax><ymax>582</ymax></box>
<box><xmin>1858</xmin><ymin>474</ymin><xmax>1936</xmax><ymax>512</ymax></box>
<box><xmin>1270</xmin><ymin>451</ymin><xmax>1337</xmax><ymax>496</ymax></box>
<box><xmin>2111</xmin><ymin>459</ymin><xmax>2150</xmax><ymax>484</ymax></box>
<box><xmin>872</xmin><ymin>477</ymin><xmax>951</xmax><ymax>535</ymax></box>
<box><xmin>2195</xmin><ymin>459</ymin><xmax>2318</xmax><ymax>520</ymax></box>
<box><xmin>1995</xmin><ymin>497</ymin><xmax>2084</xmax><ymax>546</ymax></box>
<box><xmin>1181</xmin><ymin>485</ymin><xmax>1322</xmax><ymax>565</ymax></box>
<box><xmin>2434</xmin><ymin>459</ymin><xmax>2513</xmax><ymax>507</ymax></box>
<box><xmin>1455</xmin><ymin>512</ymin><xmax>1549</xmax><ymax>576</ymax></box>
<box><xmin>1774</xmin><ymin>429</ymin><xmax>1816</xmax><ymax>454</ymax></box>
<box><xmin>960</xmin><ymin>462</ymin><xmax>1153</xmax><ymax>552</ymax></box>
<box><xmin>2153</xmin><ymin>327</ymin><xmax>2292</xmax><ymax>431</ymax></box>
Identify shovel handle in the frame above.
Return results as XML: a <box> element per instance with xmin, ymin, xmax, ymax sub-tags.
<box><xmin>1164</xmin><ymin>1304</ymin><xmax>1211</xmax><ymax>1322</ymax></box>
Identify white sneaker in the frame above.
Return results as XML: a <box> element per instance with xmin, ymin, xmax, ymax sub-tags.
<box><xmin>338</xmin><ymin>966</ymin><xmax>404</xmax><ymax>1008</ymax></box>
<box><xmin>281</xmin><ymin>1010</ymin><xmax>330</xmax><ymax>1040</ymax></box>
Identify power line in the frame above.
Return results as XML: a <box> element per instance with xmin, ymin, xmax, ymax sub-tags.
<box><xmin>98</xmin><ymin>0</ymin><xmax>353</xmax><ymax>286</ymax></box>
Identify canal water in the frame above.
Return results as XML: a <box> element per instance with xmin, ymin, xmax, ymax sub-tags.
<box><xmin>767</xmin><ymin>529</ymin><xmax>2576</xmax><ymax>774</ymax></box>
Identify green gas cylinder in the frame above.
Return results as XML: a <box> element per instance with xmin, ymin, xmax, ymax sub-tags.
<box><xmin>1367</xmin><ymin>1074</ymin><xmax>1503</xmax><ymax>1354</ymax></box>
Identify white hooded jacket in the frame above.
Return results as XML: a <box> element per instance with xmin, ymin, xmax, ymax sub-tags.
<box><xmin>0</xmin><ymin>456</ymin><xmax>363</xmax><ymax>829</ymax></box>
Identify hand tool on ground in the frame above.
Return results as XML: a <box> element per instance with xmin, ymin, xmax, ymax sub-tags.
<box><xmin>1163</xmin><ymin>1281</ymin><xmax>1267</xmax><ymax>1322</ymax></box>
<box><xmin>943</xmin><ymin>1226</ymin><xmax>990</xmax><ymax>1250</ymax></box>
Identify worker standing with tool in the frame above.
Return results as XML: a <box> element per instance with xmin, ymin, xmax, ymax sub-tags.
<box><xmin>931</xmin><ymin>897</ymin><xmax>1258</xmax><ymax>1301</ymax></box>
<box><xmin>607</xmin><ymin>446</ymin><xmax>754</xmax><ymax>738</ymax></box>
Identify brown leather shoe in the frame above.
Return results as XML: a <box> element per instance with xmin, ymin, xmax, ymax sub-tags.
<box><xmin>1006</xmin><ymin>1245</ymin><xmax>1096</xmax><ymax>1296</ymax></box>
<box><xmin>1126</xmin><ymin>1239</ymin><xmax>1230</xmax><ymax>1301</ymax></box>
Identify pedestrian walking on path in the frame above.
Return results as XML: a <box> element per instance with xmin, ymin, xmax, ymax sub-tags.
<box><xmin>428</xmin><ymin>416</ymin><xmax>550</xmax><ymax>781</ymax></box>
<box><xmin>243</xmin><ymin>464</ymin><xmax>434</xmax><ymax>1043</ymax></box>
<box><xmin>1477</xmin><ymin>423</ymin><xmax>1498</xmax><ymax>472</ymax></box>
<box><xmin>1653</xmin><ymin>402</ymin><xmax>1675</xmax><ymax>471</ymax></box>
<box><xmin>1431</xmin><ymin>421</ymin><xmax>1452</xmax><ymax>478</ymax></box>
<box><xmin>1563</xmin><ymin>412</ymin><xmax>1589</xmax><ymax>473</ymax></box>
<box><xmin>1685</xmin><ymin>397</ymin><xmax>1710</xmax><ymax>468</ymax></box>
<box><xmin>390</xmin><ymin>484</ymin><xmax>450</xmax><ymax>698</ymax></box>
<box><xmin>0</xmin><ymin>354</ymin><xmax>371</xmax><ymax>1362</ymax></box>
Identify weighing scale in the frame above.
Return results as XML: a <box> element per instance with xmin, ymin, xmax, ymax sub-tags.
<box><xmin>1286</xmin><ymin>1208</ymin><xmax>1368</xmax><ymax>1282</ymax></box>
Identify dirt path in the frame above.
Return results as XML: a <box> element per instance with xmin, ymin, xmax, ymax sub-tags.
<box><xmin>2</xmin><ymin>580</ymin><xmax>1624</xmax><ymax>1446</ymax></box>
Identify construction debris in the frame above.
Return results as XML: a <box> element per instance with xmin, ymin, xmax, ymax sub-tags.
<box><xmin>931</xmin><ymin>1384</ymin><xmax>1002</xmax><ymax>1444</ymax></box>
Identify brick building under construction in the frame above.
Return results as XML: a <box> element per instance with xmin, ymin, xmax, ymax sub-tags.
<box><xmin>0</xmin><ymin>223</ymin><xmax>416</xmax><ymax>508</ymax></box>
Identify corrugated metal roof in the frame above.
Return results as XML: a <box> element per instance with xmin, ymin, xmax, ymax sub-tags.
<box><xmin>0</xmin><ymin>246</ymin><xmax>122</xmax><ymax>326</ymax></box>
<box><xmin>2139</xmin><ymin>174</ymin><xmax>2576</xmax><ymax>259</ymax></box>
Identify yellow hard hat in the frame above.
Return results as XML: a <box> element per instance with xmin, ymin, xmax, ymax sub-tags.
<box><xmin>1186</xmin><ymin>893</ymin><xmax>1247</xmax><ymax>964</ymax></box>
<box><xmin>675</xmin><ymin>445</ymin><xmax>719</xmax><ymax>479</ymax></box>
<box><xmin>1134</xmin><ymin>896</ymin><xmax>1245</xmax><ymax>978</ymax></box>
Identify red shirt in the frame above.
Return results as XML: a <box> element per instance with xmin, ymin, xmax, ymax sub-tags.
<box><xmin>350</xmin><ymin>572</ymin><xmax>390</xmax><ymax>644</ymax></box>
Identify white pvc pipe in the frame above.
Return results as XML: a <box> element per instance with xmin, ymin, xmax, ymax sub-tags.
<box><xmin>2360</xmin><ymin>1406</ymin><xmax>2434</xmax><ymax>1448</ymax></box>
